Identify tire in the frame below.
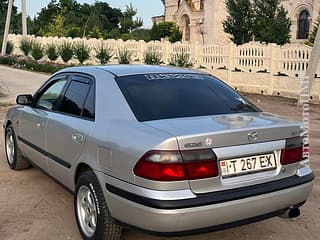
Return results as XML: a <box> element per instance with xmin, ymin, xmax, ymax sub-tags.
<box><xmin>5</xmin><ymin>125</ymin><xmax>30</xmax><ymax>170</ymax></box>
<box><xmin>74</xmin><ymin>171</ymin><xmax>122</xmax><ymax>240</ymax></box>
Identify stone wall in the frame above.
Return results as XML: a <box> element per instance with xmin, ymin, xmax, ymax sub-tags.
<box><xmin>7</xmin><ymin>34</ymin><xmax>320</xmax><ymax>103</ymax></box>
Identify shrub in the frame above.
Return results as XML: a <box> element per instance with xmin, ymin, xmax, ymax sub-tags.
<box><xmin>144</xmin><ymin>48</ymin><xmax>161</xmax><ymax>65</ymax></box>
<box><xmin>74</xmin><ymin>42</ymin><xmax>91</xmax><ymax>64</ymax></box>
<box><xmin>0</xmin><ymin>39</ymin><xmax>14</xmax><ymax>55</ymax></box>
<box><xmin>46</xmin><ymin>43</ymin><xmax>59</xmax><ymax>61</ymax></box>
<box><xmin>0</xmin><ymin>55</ymin><xmax>66</xmax><ymax>74</ymax></box>
<box><xmin>120</xmin><ymin>34</ymin><xmax>137</xmax><ymax>41</ymax></box>
<box><xmin>59</xmin><ymin>42</ymin><xmax>73</xmax><ymax>63</ymax></box>
<box><xmin>95</xmin><ymin>43</ymin><xmax>113</xmax><ymax>65</ymax></box>
<box><xmin>169</xmin><ymin>51</ymin><xmax>192</xmax><ymax>68</ymax></box>
<box><xmin>117</xmin><ymin>47</ymin><xmax>132</xmax><ymax>64</ymax></box>
<box><xmin>31</xmin><ymin>41</ymin><xmax>44</xmax><ymax>60</ymax></box>
<box><xmin>20</xmin><ymin>38</ymin><xmax>32</xmax><ymax>56</ymax></box>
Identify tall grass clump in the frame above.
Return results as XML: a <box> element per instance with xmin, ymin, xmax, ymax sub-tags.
<box><xmin>117</xmin><ymin>47</ymin><xmax>132</xmax><ymax>64</ymax></box>
<box><xmin>144</xmin><ymin>48</ymin><xmax>161</xmax><ymax>65</ymax></box>
<box><xmin>20</xmin><ymin>38</ymin><xmax>32</xmax><ymax>56</ymax></box>
<box><xmin>0</xmin><ymin>39</ymin><xmax>14</xmax><ymax>55</ymax></box>
<box><xmin>74</xmin><ymin>42</ymin><xmax>91</xmax><ymax>64</ymax></box>
<box><xmin>31</xmin><ymin>41</ymin><xmax>44</xmax><ymax>60</ymax></box>
<box><xmin>46</xmin><ymin>43</ymin><xmax>59</xmax><ymax>61</ymax></box>
<box><xmin>169</xmin><ymin>51</ymin><xmax>192</xmax><ymax>68</ymax></box>
<box><xmin>59</xmin><ymin>42</ymin><xmax>74</xmax><ymax>63</ymax></box>
<box><xmin>95</xmin><ymin>43</ymin><xmax>113</xmax><ymax>64</ymax></box>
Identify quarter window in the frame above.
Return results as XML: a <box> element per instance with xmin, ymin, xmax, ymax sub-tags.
<box><xmin>60</xmin><ymin>80</ymin><xmax>91</xmax><ymax>117</ymax></box>
<box><xmin>36</xmin><ymin>79</ymin><xmax>67</xmax><ymax>110</ymax></box>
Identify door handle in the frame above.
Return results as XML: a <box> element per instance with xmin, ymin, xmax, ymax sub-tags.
<box><xmin>72</xmin><ymin>133</ymin><xmax>84</xmax><ymax>144</ymax></box>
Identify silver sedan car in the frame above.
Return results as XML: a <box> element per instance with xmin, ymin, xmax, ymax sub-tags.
<box><xmin>4</xmin><ymin>65</ymin><xmax>314</xmax><ymax>240</ymax></box>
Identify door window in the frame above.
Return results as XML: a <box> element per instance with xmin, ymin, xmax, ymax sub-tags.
<box><xmin>36</xmin><ymin>79</ymin><xmax>68</xmax><ymax>110</ymax></box>
<box><xmin>60</xmin><ymin>80</ymin><xmax>91</xmax><ymax>117</ymax></box>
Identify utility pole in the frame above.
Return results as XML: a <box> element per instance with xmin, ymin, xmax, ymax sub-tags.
<box><xmin>22</xmin><ymin>0</ymin><xmax>27</xmax><ymax>36</ymax></box>
<box><xmin>1</xmin><ymin>0</ymin><xmax>14</xmax><ymax>56</ymax></box>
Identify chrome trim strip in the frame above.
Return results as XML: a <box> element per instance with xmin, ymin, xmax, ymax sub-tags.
<box><xmin>213</xmin><ymin>140</ymin><xmax>286</xmax><ymax>160</ymax></box>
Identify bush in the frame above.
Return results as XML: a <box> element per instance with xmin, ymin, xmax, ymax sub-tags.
<box><xmin>169</xmin><ymin>51</ymin><xmax>193</xmax><ymax>68</ymax></box>
<box><xmin>0</xmin><ymin>39</ymin><xmax>14</xmax><ymax>55</ymax></box>
<box><xmin>46</xmin><ymin>43</ymin><xmax>59</xmax><ymax>61</ymax></box>
<box><xmin>144</xmin><ymin>48</ymin><xmax>161</xmax><ymax>65</ymax></box>
<box><xmin>31</xmin><ymin>41</ymin><xmax>44</xmax><ymax>60</ymax></box>
<box><xmin>59</xmin><ymin>42</ymin><xmax>73</xmax><ymax>63</ymax></box>
<box><xmin>0</xmin><ymin>55</ymin><xmax>66</xmax><ymax>74</ymax></box>
<box><xmin>20</xmin><ymin>38</ymin><xmax>32</xmax><ymax>56</ymax></box>
<box><xmin>74</xmin><ymin>42</ymin><xmax>91</xmax><ymax>64</ymax></box>
<box><xmin>95</xmin><ymin>43</ymin><xmax>113</xmax><ymax>64</ymax></box>
<box><xmin>117</xmin><ymin>47</ymin><xmax>131</xmax><ymax>64</ymax></box>
<box><xmin>120</xmin><ymin>34</ymin><xmax>137</xmax><ymax>41</ymax></box>
<box><xmin>66</xmin><ymin>27</ymin><xmax>82</xmax><ymax>38</ymax></box>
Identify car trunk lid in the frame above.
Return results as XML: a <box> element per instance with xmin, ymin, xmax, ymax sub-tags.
<box><xmin>143</xmin><ymin>112</ymin><xmax>303</xmax><ymax>194</ymax></box>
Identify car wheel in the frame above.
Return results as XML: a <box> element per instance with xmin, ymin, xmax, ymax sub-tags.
<box><xmin>75</xmin><ymin>171</ymin><xmax>122</xmax><ymax>240</ymax></box>
<box><xmin>5</xmin><ymin>125</ymin><xmax>30</xmax><ymax>170</ymax></box>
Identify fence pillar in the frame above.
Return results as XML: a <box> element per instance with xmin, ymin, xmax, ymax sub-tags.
<box><xmin>163</xmin><ymin>40</ymin><xmax>170</xmax><ymax>64</ymax></box>
<box><xmin>268</xmin><ymin>44</ymin><xmax>278</xmax><ymax>95</ymax></box>
<box><xmin>227</xmin><ymin>42</ymin><xmax>235</xmax><ymax>85</ymax></box>
<box><xmin>194</xmin><ymin>42</ymin><xmax>201</xmax><ymax>66</ymax></box>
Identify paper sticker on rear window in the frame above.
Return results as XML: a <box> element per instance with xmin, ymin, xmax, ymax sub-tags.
<box><xmin>145</xmin><ymin>74</ymin><xmax>206</xmax><ymax>81</ymax></box>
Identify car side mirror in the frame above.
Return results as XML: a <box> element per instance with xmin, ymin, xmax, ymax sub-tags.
<box><xmin>16</xmin><ymin>95</ymin><xmax>33</xmax><ymax>106</ymax></box>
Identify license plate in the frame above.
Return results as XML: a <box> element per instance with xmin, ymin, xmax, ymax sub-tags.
<box><xmin>220</xmin><ymin>153</ymin><xmax>277</xmax><ymax>178</ymax></box>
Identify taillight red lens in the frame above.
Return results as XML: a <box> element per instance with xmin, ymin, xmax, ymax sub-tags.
<box><xmin>185</xmin><ymin>160</ymin><xmax>218</xmax><ymax>179</ymax></box>
<box><xmin>133</xmin><ymin>160</ymin><xmax>186</xmax><ymax>181</ymax></box>
<box><xmin>281</xmin><ymin>147</ymin><xmax>303</xmax><ymax>165</ymax></box>
<box><xmin>181</xmin><ymin>149</ymin><xmax>218</xmax><ymax>179</ymax></box>
<box><xmin>134</xmin><ymin>149</ymin><xmax>218</xmax><ymax>181</ymax></box>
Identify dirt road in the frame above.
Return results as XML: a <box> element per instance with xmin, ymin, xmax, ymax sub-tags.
<box><xmin>0</xmin><ymin>68</ymin><xmax>319</xmax><ymax>239</ymax></box>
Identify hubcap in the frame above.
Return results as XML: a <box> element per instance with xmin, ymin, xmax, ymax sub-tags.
<box><xmin>6</xmin><ymin>130</ymin><xmax>15</xmax><ymax>164</ymax></box>
<box><xmin>77</xmin><ymin>185</ymin><xmax>98</xmax><ymax>237</ymax></box>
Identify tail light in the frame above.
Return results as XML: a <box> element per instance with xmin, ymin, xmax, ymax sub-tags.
<box><xmin>281</xmin><ymin>137</ymin><xmax>304</xmax><ymax>165</ymax></box>
<box><xmin>134</xmin><ymin>149</ymin><xmax>218</xmax><ymax>181</ymax></box>
<box><xmin>281</xmin><ymin>147</ymin><xmax>303</xmax><ymax>165</ymax></box>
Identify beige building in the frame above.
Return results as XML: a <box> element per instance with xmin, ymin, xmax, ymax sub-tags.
<box><xmin>160</xmin><ymin>0</ymin><xmax>320</xmax><ymax>44</ymax></box>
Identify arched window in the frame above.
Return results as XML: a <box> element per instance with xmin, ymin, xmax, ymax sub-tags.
<box><xmin>200</xmin><ymin>0</ymin><xmax>204</xmax><ymax>10</ymax></box>
<box><xmin>182</xmin><ymin>14</ymin><xmax>191</xmax><ymax>41</ymax></box>
<box><xmin>297</xmin><ymin>10</ymin><xmax>310</xmax><ymax>39</ymax></box>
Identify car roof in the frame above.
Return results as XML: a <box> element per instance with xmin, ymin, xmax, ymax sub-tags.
<box><xmin>59</xmin><ymin>65</ymin><xmax>201</xmax><ymax>77</ymax></box>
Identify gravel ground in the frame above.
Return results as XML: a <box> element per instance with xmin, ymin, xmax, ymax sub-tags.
<box><xmin>0</xmin><ymin>66</ymin><xmax>319</xmax><ymax>240</ymax></box>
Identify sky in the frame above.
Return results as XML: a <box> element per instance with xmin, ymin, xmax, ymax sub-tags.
<box><xmin>14</xmin><ymin>0</ymin><xmax>164</xmax><ymax>28</ymax></box>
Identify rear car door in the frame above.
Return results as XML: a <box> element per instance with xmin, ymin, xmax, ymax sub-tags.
<box><xmin>18</xmin><ymin>75</ymin><xmax>69</xmax><ymax>171</ymax></box>
<box><xmin>46</xmin><ymin>74</ymin><xmax>95</xmax><ymax>189</ymax></box>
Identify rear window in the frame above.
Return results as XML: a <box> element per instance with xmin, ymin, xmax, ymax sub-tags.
<box><xmin>116</xmin><ymin>74</ymin><xmax>259</xmax><ymax>122</ymax></box>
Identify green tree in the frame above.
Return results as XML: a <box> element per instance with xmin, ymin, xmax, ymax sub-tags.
<box><xmin>306</xmin><ymin>13</ymin><xmax>320</xmax><ymax>46</ymax></box>
<box><xmin>32</xmin><ymin>0</ymin><xmax>122</xmax><ymax>37</ymax></box>
<box><xmin>253</xmin><ymin>0</ymin><xmax>291</xmax><ymax>45</ymax></box>
<box><xmin>223</xmin><ymin>0</ymin><xmax>254</xmax><ymax>45</ymax></box>
<box><xmin>151</xmin><ymin>22</ymin><xmax>182</xmax><ymax>43</ymax></box>
<box><xmin>45</xmin><ymin>13</ymin><xmax>66</xmax><ymax>37</ymax></box>
<box><xmin>119</xmin><ymin>4</ymin><xmax>143</xmax><ymax>33</ymax></box>
<box><xmin>0</xmin><ymin>0</ymin><xmax>22</xmax><ymax>34</ymax></box>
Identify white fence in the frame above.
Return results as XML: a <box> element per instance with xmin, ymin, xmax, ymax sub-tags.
<box><xmin>7</xmin><ymin>34</ymin><xmax>320</xmax><ymax>103</ymax></box>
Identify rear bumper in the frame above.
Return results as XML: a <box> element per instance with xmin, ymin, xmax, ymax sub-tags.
<box><xmin>97</xmin><ymin>170</ymin><xmax>314</xmax><ymax>234</ymax></box>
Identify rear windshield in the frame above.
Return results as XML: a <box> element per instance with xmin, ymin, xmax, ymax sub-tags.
<box><xmin>116</xmin><ymin>74</ymin><xmax>259</xmax><ymax>122</ymax></box>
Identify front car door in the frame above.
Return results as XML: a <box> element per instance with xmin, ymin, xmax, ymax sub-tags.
<box><xmin>46</xmin><ymin>74</ymin><xmax>95</xmax><ymax>190</ymax></box>
<box><xmin>18</xmin><ymin>75</ymin><xmax>69</xmax><ymax>171</ymax></box>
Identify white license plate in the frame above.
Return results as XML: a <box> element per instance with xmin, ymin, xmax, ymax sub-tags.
<box><xmin>220</xmin><ymin>153</ymin><xmax>277</xmax><ymax>178</ymax></box>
